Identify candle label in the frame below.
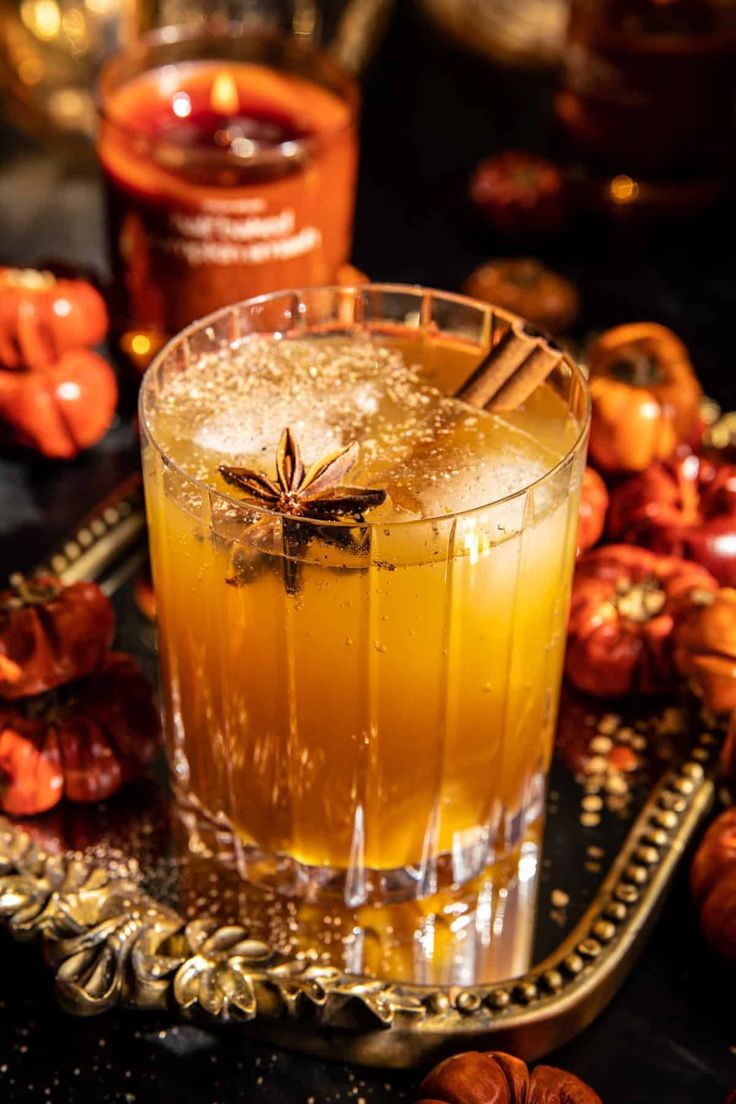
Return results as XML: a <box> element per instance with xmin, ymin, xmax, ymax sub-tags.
<box><xmin>159</xmin><ymin>200</ymin><xmax>322</xmax><ymax>268</ymax></box>
<box><xmin>110</xmin><ymin>183</ymin><xmax>340</xmax><ymax>334</ymax></box>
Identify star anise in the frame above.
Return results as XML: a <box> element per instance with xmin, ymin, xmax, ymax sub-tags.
<box><xmin>219</xmin><ymin>428</ymin><xmax>386</xmax><ymax>594</ymax></box>
<box><xmin>219</xmin><ymin>427</ymin><xmax>386</xmax><ymax>521</ymax></box>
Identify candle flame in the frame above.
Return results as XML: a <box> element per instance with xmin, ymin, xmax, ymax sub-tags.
<box><xmin>210</xmin><ymin>70</ymin><xmax>239</xmax><ymax>115</ymax></box>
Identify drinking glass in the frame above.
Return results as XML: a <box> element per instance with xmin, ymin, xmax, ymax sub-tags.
<box><xmin>140</xmin><ymin>285</ymin><xmax>589</xmax><ymax>905</ymax></box>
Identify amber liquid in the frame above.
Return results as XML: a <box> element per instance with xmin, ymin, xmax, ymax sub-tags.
<box><xmin>142</xmin><ymin>328</ymin><xmax>583</xmax><ymax>901</ymax></box>
<box><xmin>99</xmin><ymin>60</ymin><xmax>357</xmax><ymax>335</ymax></box>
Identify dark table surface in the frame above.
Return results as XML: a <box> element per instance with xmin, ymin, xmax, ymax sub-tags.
<box><xmin>1</xmin><ymin>4</ymin><xmax>736</xmax><ymax>1101</ymax></box>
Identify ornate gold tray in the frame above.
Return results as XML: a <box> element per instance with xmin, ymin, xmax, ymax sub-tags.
<box><xmin>0</xmin><ymin>476</ymin><xmax>721</xmax><ymax>1068</ymax></box>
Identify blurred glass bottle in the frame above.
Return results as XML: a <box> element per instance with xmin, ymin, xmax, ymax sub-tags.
<box><xmin>556</xmin><ymin>0</ymin><xmax>736</xmax><ymax>212</ymax></box>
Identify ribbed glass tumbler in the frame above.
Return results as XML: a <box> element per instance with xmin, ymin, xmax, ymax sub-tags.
<box><xmin>140</xmin><ymin>285</ymin><xmax>590</xmax><ymax>905</ymax></box>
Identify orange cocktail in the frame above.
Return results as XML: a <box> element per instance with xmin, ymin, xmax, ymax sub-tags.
<box><xmin>140</xmin><ymin>286</ymin><xmax>589</xmax><ymax>905</ymax></box>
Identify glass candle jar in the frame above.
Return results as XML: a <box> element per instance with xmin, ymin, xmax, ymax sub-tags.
<box><xmin>97</xmin><ymin>26</ymin><xmax>358</xmax><ymax>347</ymax></box>
<box><xmin>140</xmin><ymin>285</ymin><xmax>589</xmax><ymax>905</ymax></box>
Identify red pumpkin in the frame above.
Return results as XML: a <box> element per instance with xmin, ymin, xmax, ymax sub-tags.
<box><xmin>566</xmin><ymin>544</ymin><xmax>718</xmax><ymax>697</ymax></box>
<box><xmin>0</xmin><ymin>575</ymin><xmax>114</xmax><ymax>700</ymax></box>
<box><xmin>468</xmin><ymin>151</ymin><xmax>568</xmax><ymax>238</ymax></box>
<box><xmin>0</xmin><ymin>347</ymin><xmax>118</xmax><ymax>458</ymax></box>
<box><xmin>0</xmin><ymin>267</ymin><xmax>108</xmax><ymax>371</ymax></box>
<box><xmin>607</xmin><ymin>455</ymin><xmax>736</xmax><ymax>587</ymax></box>
<box><xmin>418</xmin><ymin>1050</ymin><xmax>602</xmax><ymax>1103</ymax></box>
<box><xmin>464</xmin><ymin>259</ymin><xmax>579</xmax><ymax>336</ymax></box>
<box><xmin>691</xmin><ymin>807</ymin><xmax>736</xmax><ymax>965</ymax></box>
<box><xmin>0</xmin><ymin>653</ymin><xmax>160</xmax><ymax>816</ymax></box>
<box><xmin>577</xmin><ymin>467</ymin><xmax>609</xmax><ymax>555</ymax></box>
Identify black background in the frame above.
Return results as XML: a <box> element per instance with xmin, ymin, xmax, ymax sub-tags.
<box><xmin>1</xmin><ymin>3</ymin><xmax>735</xmax><ymax>1100</ymax></box>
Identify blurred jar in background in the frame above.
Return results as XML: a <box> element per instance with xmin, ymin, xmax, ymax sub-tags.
<box><xmin>0</xmin><ymin>0</ymin><xmax>319</xmax><ymax>148</ymax></box>
<box><xmin>556</xmin><ymin>0</ymin><xmax>736</xmax><ymax>212</ymax></box>
<box><xmin>419</xmin><ymin>0</ymin><xmax>570</xmax><ymax>69</ymax></box>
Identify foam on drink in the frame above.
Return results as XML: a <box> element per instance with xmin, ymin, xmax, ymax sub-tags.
<box><xmin>153</xmin><ymin>334</ymin><xmax>560</xmax><ymax>523</ymax></box>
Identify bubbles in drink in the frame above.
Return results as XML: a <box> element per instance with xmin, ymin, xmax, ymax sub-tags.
<box><xmin>152</xmin><ymin>333</ymin><xmax>560</xmax><ymax>522</ymax></box>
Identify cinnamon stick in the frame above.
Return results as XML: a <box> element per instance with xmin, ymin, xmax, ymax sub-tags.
<box><xmin>455</xmin><ymin>322</ymin><xmax>565</xmax><ymax>412</ymax></box>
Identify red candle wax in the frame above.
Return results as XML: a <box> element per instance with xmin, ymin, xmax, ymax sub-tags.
<box><xmin>131</xmin><ymin>68</ymin><xmax>309</xmax><ymax>151</ymax></box>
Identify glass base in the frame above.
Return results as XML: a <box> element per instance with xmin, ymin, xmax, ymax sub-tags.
<box><xmin>173</xmin><ymin>781</ymin><xmax>545</xmax><ymax>907</ymax></box>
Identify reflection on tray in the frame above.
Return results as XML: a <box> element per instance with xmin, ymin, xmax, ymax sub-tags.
<box><xmin>7</xmin><ymin>543</ymin><xmax>703</xmax><ymax>991</ymax></box>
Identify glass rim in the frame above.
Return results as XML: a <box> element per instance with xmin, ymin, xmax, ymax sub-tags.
<box><xmin>140</xmin><ymin>283</ymin><xmax>591</xmax><ymax>530</ymax></box>
<box><xmin>96</xmin><ymin>23</ymin><xmax>359</xmax><ymax>168</ymax></box>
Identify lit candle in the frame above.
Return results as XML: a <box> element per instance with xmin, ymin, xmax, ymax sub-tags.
<box><xmin>98</xmin><ymin>29</ymin><xmax>358</xmax><ymax>340</ymax></box>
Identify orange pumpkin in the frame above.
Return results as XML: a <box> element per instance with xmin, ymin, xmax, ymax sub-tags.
<box><xmin>0</xmin><ymin>267</ymin><xmax>108</xmax><ymax>371</ymax></box>
<box><xmin>0</xmin><ymin>347</ymin><xmax>117</xmax><ymax>458</ymax></box>
<box><xmin>336</xmin><ymin>263</ymin><xmax>369</xmax><ymax>285</ymax></box>
<box><xmin>417</xmin><ymin>1050</ymin><xmax>602</xmax><ymax>1103</ymax></box>
<box><xmin>587</xmin><ymin>322</ymin><xmax>702</xmax><ymax>474</ymax></box>
<box><xmin>674</xmin><ymin>587</ymin><xmax>736</xmax><ymax>713</ymax></box>
<box><xmin>691</xmin><ymin>806</ymin><xmax>736</xmax><ymax>964</ymax></box>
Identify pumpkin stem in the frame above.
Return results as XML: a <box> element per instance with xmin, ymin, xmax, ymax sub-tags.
<box><xmin>608</xmin><ymin>350</ymin><xmax>665</xmax><ymax>387</ymax></box>
<box><xmin>3</xmin><ymin>574</ymin><xmax>62</xmax><ymax>610</ymax></box>
<box><xmin>614</xmin><ymin>577</ymin><xmax>666</xmax><ymax>623</ymax></box>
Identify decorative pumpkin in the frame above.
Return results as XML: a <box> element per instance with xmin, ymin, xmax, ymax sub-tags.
<box><xmin>587</xmin><ymin>323</ymin><xmax>702</xmax><ymax>474</ymax></box>
<box><xmin>0</xmin><ymin>347</ymin><xmax>118</xmax><ymax>459</ymax></box>
<box><xmin>417</xmin><ymin>1050</ymin><xmax>602</xmax><ymax>1103</ymax></box>
<box><xmin>722</xmin><ymin>711</ymin><xmax>736</xmax><ymax>784</ymax></box>
<box><xmin>133</xmin><ymin>567</ymin><xmax>157</xmax><ymax>622</ymax></box>
<box><xmin>674</xmin><ymin>587</ymin><xmax>736</xmax><ymax>713</ymax></box>
<box><xmin>577</xmin><ymin>467</ymin><xmax>609</xmax><ymax>555</ymax></box>
<box><xmin>468</xmin><ymin>151</ymin><xmax>568</xmax><ymax>238</ymax></box>
<box><xmin>0</xmin><ymin>574</ymin><xmax>114</xmax><ymax>700</ymax></box>
<box><xmin>0</xmin><ymin>267</ymin><xmax>108</xmax><ymax>371</ymax></box>
<box><xmin>607</xmin><ymin>454</ymin><xmax>736</xmax><ymax>587</ymax></box>
<box><xmin>565</xmin><ymin>544</ymin><xmax>718</xmax><ymax>697</ymax></box>
<box><xmin>336</xmin><ymin>263</ymin><xmax>369</xmax><ymax>285</ymax></box>
<box><xmin>691</xmin><ymin>807</ymin><xmax>736</xmax><ymax>964</ymax></box>
<box><xmin>0</xmin><ymin>652</ymin><xmax>160</xmax><ymax>816</ymax></box>
<box><xmin>463</xmin><ymin>259</ymin><xmax>579</xmax><ymax>335</ymax></box>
